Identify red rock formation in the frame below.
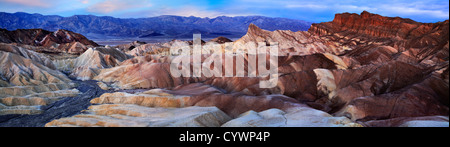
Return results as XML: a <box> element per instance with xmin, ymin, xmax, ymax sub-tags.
<box><xmin>309</xmin><ymin>11</ymin><xmax>449</xmax><ymax>65</ymax></box>
<box><xmin>310</xmin><ymin>11</ymin><xmax>422</xmax><ymax>38</ymax></box>
<box><xmin>307</xmin><ymin>11</ymin><xmax>449</xmax><ymax>123</ymax></box>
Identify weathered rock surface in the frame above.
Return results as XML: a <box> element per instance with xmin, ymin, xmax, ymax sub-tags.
<box><xmin>45</xmin><ymin>84</ymin><xmax>363</xmax><ymax>127</ymax></box>
<box><xmin>88</xmin><ymin>83</ymin><xmax>301</xmax><ymax>117</ymax></box>
<box><xmin>93</xmin><ymin>53</ymin><xmax>338</xmax><ymax>93</ymax></box>
<box><xmin>309</xmin><ymin>11</ymin><xmax>449</xmax><ymax>66</ymax></box>
<box><xmin>0</xmin><ymin>89</ymin><xmax>80</xmax><ymax>115</ymax></box>
<box><xmin>125</xmin><ymin>43</ymin><xmax>170</xmax><ymax>56</ymax></box>
<box><xmin>116</xmin><ymin>41</ymin><xmax>147</xmax><ymax>52</ymax></box>
<box><xmin>0</xmin><ymin>28</ymin><xmax>98</xmax><ymax>54</ymax></box>
<box><xmin>305</xmin><ymin>12</ymin><xmax>449</xmax><ymax>123</ymax></box>
<box><xmin>222</xmin><ymin>108</ymin><xmax>361</xmax><ymax>127</ymax></box>
<box><xmin>335</xmin><ymin>71</ymin><xmax>449</xmax><ymax>121</ymax></box>
<box><xmin>209</xmin><ymin>36</ymin><xmax>233</xmax><ymax>44</ymax></box>
<box><xmin>233</xmin><ymin>24</ymin><xmax>349</xmax><ymax>56</ymax></box>
<box><xmin>53</xmin><ymin>47</ymin><xmax>130</xmax><ymax>80</ymax></box>
<box><xmin>0</xmin><ymin>51</ymin><xmax>73</xmax><ymax>87</ymax></box>
<box><xmin>0</xmin><ymin>49</ymin><xmax>78</xmax><ymax>115</ymax></box>
<box><xmin>0</xmin><ymin>43</ymin><xmax>56</xmax><ymax>69</ymax></box>
<box><xmin>94</xmin><ymin>60</ymin><xmax>188</xmax><ymax>89</ymax></box>
<box><xmin>45</xmin><ymin>105</ymin><xmax>231</xmax><ymax>127</ymax></box>
<box><xmin>0</xmin><ymin>80</ymin><xmax>107</xmax><ymax>127</ymax></box>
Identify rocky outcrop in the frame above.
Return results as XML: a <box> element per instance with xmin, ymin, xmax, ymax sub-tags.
<box><xmin>0</xmin><ymin>28</ymin><xmax>98</xmax><ymax>54</ymax></box>
<box><xmin>0</xmin><ymin>49</ymin><xmax>78</xmax><ymax>115</ymax></box>
<box><xmin>309</xmin><ymin>11</ymin><xmax>449</xmax><ymax>65</ymax></box>
<box><xmin>209</xmin><ymin>36</ymin><xmax>233</xmax><ymax>44</ymax></box>
<box><xmin>0</xmin><ymin>51</ymin><xmax>72</xmax><ymax>87</ymax></box>
<box><xmin>310</xmin><ymin>11</ymin><xmax>446</xmax><ymax>40</ymax></box>
<box><xmin>89</xmin><ymin>83</ymin><xmax>302</xmax><ymax>117</ymax></box>
<box><xmin>222</xmin><ymin>108</ymin><xmax>361</xmax><ymax>127</ymax></box>
<box><xmin>306</xmin><ymin>11</ymin><xmax>449</xmax><ymax>124</ymax></box>
<box><xmin>233</xmin><ymin>24</ymin><xmax>349</xmax><ymax>56</ymax></box>
<box><xmin>45</xmin><ymin>105</ymin><xmax>231</xmax><ymax>127</ymax></box>
<box><xmin>93</xmin><ymin>59</ymin><xmax>187</xmax><ymax>89</ymax></box>
<box><xmin>0</xmin><ymin>43</ymin><xmax>56</xmax><ymax>69</ymax></box>
<box><xmin>336</xmin><ymin>70</ymin><xmax>449</xmax><ymax>121</ymax></box>
<box><xmin>125</xmin><ymin>43</ymin><xmax>170</xmax><ymax>56</ymax></box>
<box><xmin>94</xmin><ymin>52</ymin><xmax>339</xmax><ymax>90</ymax></box>
<box><xmin>45</xmin><ymin>84</ymin><xmax>363</xmax><ymax>127</ymax></box>
<box><xmin>53</xmin><ymin>47</ymin><xmax>130</xmax><ymax>80</ymax></box>
<box><xmin>116</xmin><ymin>41</ymin><xmax>146</xmax><ymax>52</ymax></box>
<box><xmin>0</xmin><ymin>89</ymin><xmax>80</xmax><ymax>115</ymax></box>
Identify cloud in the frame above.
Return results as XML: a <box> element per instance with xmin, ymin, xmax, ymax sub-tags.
<box><xmin>381</xmin><ymin>5</ymin><xmax>449</xmax><ymax>19</ymax></box>
<box><xmin>334</xmin><ymin>4</ymin><xmax>378</xmax><ymax>12</ymax></box>
<box><xmin>0</xmin><ymin>0</ymin><xmax>50</xmax><ymax>7</ymax></box>
<box><xmin>285</xmin><ymin>4</ymin><xmax>328</xmax><ymax>9</ymax></box>
<box><xmin>80</xmin><ymin>0</ymin><xmax>88</xmax><ymax>4</ymax></box>
<box><xmin>87</xmin><ymin>0</ymin><xmax>152</xmax><ymax>14</ymax></box>
<box><xmin>375</xmin><ymin>1</ymin><xmax>449</xmax><ymax>19</ymax></box>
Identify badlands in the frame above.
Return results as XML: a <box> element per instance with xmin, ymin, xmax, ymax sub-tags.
<box><xmin>0</xmin><ymin>11</ymin><xmax>448</xmax><ymax>127</ymax></box>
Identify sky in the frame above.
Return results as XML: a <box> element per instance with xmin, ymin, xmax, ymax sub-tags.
<box><xmin>0</xmin><ymin>0</ymin><xmax>448</xmax><ymax>23</ymax></box>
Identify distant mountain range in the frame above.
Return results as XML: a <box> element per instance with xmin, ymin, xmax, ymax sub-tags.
<box><xmin>0</xmin><ymin>12</ymin><xmax>312</xmax><ymax>39</ymax></box>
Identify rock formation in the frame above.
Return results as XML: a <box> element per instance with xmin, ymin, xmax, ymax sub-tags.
<box><xmin>125</xmin><ymin>43</ymin><xmax>170</xmax><ymax>56</ymax></box>
<box><xmin>0</xmin><ymin>43</ymin><xmax>56</xmax><ymax>69</ymax></box>
<box><xmin>46</xmin><ymin>85</ymin><xmax>360</xmax><ymax>127</ymax></box>
<box><xmin>209</xmin><ymin>36</ymin><xmax>233</xmax><ymax>44</ymax></box>
<box><xmin>89</xmin><ymin>11</ymin><xmax>448</xmax><ymax>126</ymax></box>
<box><xmin>232</xmin><ymin>23</ymin><xmax>349</xmax><ymax>56</ymax></box>
<box><xmin>45</xmin><ymin>105</ymin><xmax>231</xmax><ymax>127</ymax></box>
<box><xmin>1</xmin><ymin>11</ymin><xmax>449</xmax><ymax>127</ymax></box>
<box><xmin>306</xmin><ymin>11</ymin><xmax>449</xmax><ymax>125</ymax></box>
<box><xmin>53</xmin><ymin>47</ymin><xmax>130</xmax><ymax>80</ymax></box>
<box><xmin>222</xmin><ymin>108</ymin><xmax>361</xmax><ymax>127</ymax></box>
<box><xmin>309</xmin><ymin>11</ymin><xmax>449</xmax><ymax>65</ymax></box>
<box><xmin>0</xmin><ymin>28</ymin><xmax>98</xmax><ymax>54</ymax></box>
<box><xmin>116</xmin><ymin>41</ymin><xmax>147</xmax><ymax>52</ymax></box>
<box><xmin>0</xmin><ymin>47</ymin><xmax>78</xmax><ymax>115</ymax></box>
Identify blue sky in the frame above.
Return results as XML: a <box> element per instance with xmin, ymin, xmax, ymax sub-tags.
<box><xmin>0</xmin><ymin>0</ymin><xmax>448</xmax><ymax>22</ymax></box>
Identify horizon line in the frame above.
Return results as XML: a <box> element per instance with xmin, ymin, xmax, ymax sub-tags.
<box><xmin>1</xmin><ymin>11</ymin><xmax>312</xmax><ymax>22</ymax></box>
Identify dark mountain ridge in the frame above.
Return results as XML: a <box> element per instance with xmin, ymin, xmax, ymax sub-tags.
<box><xmin>0</xmin><ymin>12</ymin><xmax>312</xmax><ymax>39</ymax></box>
